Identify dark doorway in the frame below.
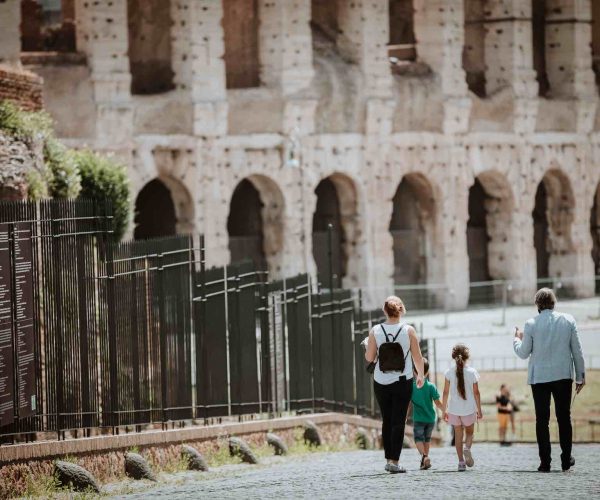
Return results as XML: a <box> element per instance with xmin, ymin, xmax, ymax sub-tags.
<box><xmin>532</xmin><ymin>0</ymin><xmax>550</xmax><ymax>96</ymax></box>
<box><xmin>467</xmin><ymin>179</ymin><xmax>492</xmax><ymax>282</ymax></box>
<box><xmin>127</xmin><ymin>0</ymin><xmax>175</xmax><ymax>95</ymax></box>
<box><xmin>388</xmin><ymin>0</ymin><xmax>416</xmax><ymax>61</ymax></box>
<box><xmin>134</xmin><ymin>179</ymin><xmax>177</xmax><ymax>240</ymax></box>
<box><xmin>228</xmin><ymin>179</ymin><xmax>266</xmax><ymax>270</ymax></box>
<box><xmin>462</xmin><ymin>0</ymin><xmax>486</xmax><ymax>97</ymax></box>
<box><xmin>311</xmin><ymin>0</ymin><xmax>338</xmax><ymax>41</ymax></box>
<box><xmin>533</xmin><ymin>181</ymin><xmax>550</xmax><ymax>279</ymax></box>
<box><xmin>592</xmin><ymin>184</ymin><xmax>600</xmax><ymax>291</ymax></box>
<box><xmin>223</xmin><ymin>0</ymin><xmax>260</xmax><ymax>88</ymax></box>
<box><xmin>389</xmin><ymin>178</ymin><xmax>426</xmax><ymax>285</ymax></box>
<box><xmin>312</xmin><ymin>179</ymin><xmax>345</xmax><ymax>289</ymax></box>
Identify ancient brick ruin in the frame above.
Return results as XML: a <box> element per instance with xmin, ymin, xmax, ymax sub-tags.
<box><xmin>1</xmin><ymin>0</ymin><xmax>600</xmax><ymax>307</ymax></box>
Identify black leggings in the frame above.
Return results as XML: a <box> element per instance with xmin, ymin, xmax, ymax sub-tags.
<box><xmin>374</xmin><ymin>378</ymin><xmax>413</xmax><ymax>461</ymax></box>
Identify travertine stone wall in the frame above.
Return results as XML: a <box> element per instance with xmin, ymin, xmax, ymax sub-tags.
<box><xmin>5</xmin><ymin>0</ymin><xmax>600</xmax><ymax>308</ymax></box>
<box><xmin>0</xmin><ymin>0</ymin><xmax>20</xmax><ymax>65</ymax></box>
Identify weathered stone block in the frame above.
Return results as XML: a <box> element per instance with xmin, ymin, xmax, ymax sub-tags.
<box><xmin>266</xmin><ymin>432</ymin><xmax>288</xmax><ymax>456</ymax></box>
<box><xmin>54</xmin><ymin>460</ymin><xmax>100</xmax><ymax>493</ymax></box>
<box><xmin>228</xmin><ymin>437</ymin><xmax>259</xmax><ymax>464</ymax></box>
<box><xmin>124</xmin><ymin>452</ymin><xmax>157</xmax><ymax>481</ymax></box>
<box><xmin>303</xmin><ymin>420</ymin><xmax>322</xmax><ymax>447</ymax></box>
<box><xmin>181</xmin><ymin>444</ymin><xmax>209</xmax><ymax>471</ymax></box>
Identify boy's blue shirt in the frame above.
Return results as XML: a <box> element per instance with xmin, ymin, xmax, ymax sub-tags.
<box><xmin>411</xmin><ymin>379</ymin><xmax>440</xmax><ymax>423</ymax></box>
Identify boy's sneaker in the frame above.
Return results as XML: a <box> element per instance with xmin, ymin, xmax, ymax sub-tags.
<box><xmin>385</xmin><ymin>463</ymin><xmax>391</xmax><ymax>472</ymax></box>
<box><xmin>458</xmin><ymin>461</ymin><xmax>467</xmax><ymax>472</ymax></box>
<box><xmin>421</xmin><ymin>455</ymin><xmax>431</xmax><ymax>470</ymax></box>
<box><xmin>463</xmin><ymin>447</ymin><xmax>474</xmax><ymax>467</ymax></box>
<box><xmin>388</xmin><ymin>463</ymin><xmax>406</xmax><ymax>474</ymax></box>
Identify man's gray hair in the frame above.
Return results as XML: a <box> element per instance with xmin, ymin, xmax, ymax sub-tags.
<box><xmin>535</xmin><ymin>287</ymin><xmax>556</xmax><ymax>311</ymax></box>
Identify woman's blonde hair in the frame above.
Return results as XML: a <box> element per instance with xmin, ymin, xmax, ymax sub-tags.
<box><xmin>383</xmin><ymin>296</ymin><xmax>406</xmax><ymax>318</ymax></box>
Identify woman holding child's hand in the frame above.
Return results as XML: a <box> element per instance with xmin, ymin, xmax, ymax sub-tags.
<box><xmin>365</xmin><ymin>296</ymin><xmax>425</xmax><ymax>474</ymax></box>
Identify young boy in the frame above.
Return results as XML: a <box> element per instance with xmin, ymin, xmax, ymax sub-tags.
<box><xmin>411</xmin><ymin>358</ymin><xmax>444</xmax><ymax>469</ymax></box>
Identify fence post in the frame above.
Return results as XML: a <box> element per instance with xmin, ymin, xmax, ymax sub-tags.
<box><xmin>223</xmin><ymin>265</ymin><xmax>232</xmax><ymax>417</ymax></box>
<box><xmin>308</xmin><ymin>274</ymin><xmax>315</xmax><ymax>413</ymax></box>
<box><xmin>157</xmin><ymin>252</ymin><xmax>169</xmax><ymax>427</ymax></box>
<box><xmin>327</xmin><ymin>223</ymin><xmax>334</xmax><ymax>291</ymax></box>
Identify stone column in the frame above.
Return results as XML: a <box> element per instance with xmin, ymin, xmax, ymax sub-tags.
<box><xmin>484</xmin><ymin>0</ymin><xmax>539</xmax><ymax>133</ymax></box>
<box><xmin>414</xmin><ymin>0</ymin><xmax>471</xmax><ymax>134</ymax></box>
<box><xmin>79</xmin><ymin>0</ymin><xmax>133</xmax><ymax>150</ymax></box>
<box><xmin>545</xmin><ymin>0</ymin><xmax>597</xmax><ymax>132</ymax></box>
<box><xmin>172</xmin><ymin>0</ymin><xmax>228</xmax><ymax>137</ymax></box>
<box><xmin>0</xmin><ymin>0</ymin><xmax>21</xmax><ymax>66</ymax></box>
<box><xmin>336</xmin><ymin>0</ymin><xmax>395</xmax><ymax>135</ymax></box>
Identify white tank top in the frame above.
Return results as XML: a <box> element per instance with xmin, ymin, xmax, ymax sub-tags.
<box><xmin>373</xmin><ymin>323</ymin><xmax>413</xmax><ymax>385</ymax></box>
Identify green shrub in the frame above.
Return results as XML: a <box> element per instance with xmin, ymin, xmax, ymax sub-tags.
<box><xmin>45</xmin><ymin>138</ymin><xmax>81</xmax><ymax>199</ymax></box>
<box><xmin>0</xmin><ymin>100</ymin><xmax>53</xmax><ymax>143</ymax></box>
<box><xmin>75</xmin><ymin>150</ymin><xmax>131</xmax><ymax>241</ymax></box>
<box><xmin>25</xmin><ymin>169</ymin><xmax>50</xmax><ymax>200</ymax></box>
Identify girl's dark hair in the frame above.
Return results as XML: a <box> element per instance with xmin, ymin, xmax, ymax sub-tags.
<box><xmin>452</xmin><ymin>344</ymin><xmax>470</xmax><ymax>400</ymax></box>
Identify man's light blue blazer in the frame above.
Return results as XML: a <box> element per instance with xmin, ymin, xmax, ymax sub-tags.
<box><xmin>513</xmin><ymin>309</ymin><xmax>585</xmax><ymax>385</ymax></box>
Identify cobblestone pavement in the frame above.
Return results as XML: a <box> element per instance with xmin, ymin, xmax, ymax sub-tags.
<box><xmin>111</xmin><ymin>443</ymin><xmax>600</xmax><ymax>499</ymax></box>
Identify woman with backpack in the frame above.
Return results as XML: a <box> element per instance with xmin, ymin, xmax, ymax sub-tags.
<box><xmin>365</xmin><ymin>296</ymin><xmax>425</xmax><ymax>473</ymax></box>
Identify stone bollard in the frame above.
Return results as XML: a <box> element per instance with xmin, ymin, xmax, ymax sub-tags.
<box><xmin>124</xmin><ymin>452</ymin><xmax>157</xmax><ymax>481</ymax></box>
<box><xmin>355</xmin><ymin>427</ymin><xmax>370</xmax><ymax>450</ymax></box>
<box><xmin>181</xmin><ymin>444</ymin><xmax>209</xmax><ymax>471</ymax></box>
<box><xmin>54</xmin><ymin>460</ymin><xmax>100</xmax><ymax>493</ymax></box>
<box><xmin>266</xmin><ymin>433</ymin><xmax>288</xmax><ymax>456</ymax></box>
<box><xmin>303</xmin><ymin>421</ymin><xmax>322</xmax><ymax>447</ymax></box>
<box><xmin>228</xmin><ymin>437</ymin><xmax>259</xmax><ymax>464</ymax></box>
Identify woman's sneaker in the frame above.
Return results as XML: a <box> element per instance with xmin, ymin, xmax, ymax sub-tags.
<box><xmin>420</xmin><ymin>456</ymin><xmax>431</xmax><ymax>470</ymax></box>
<box><xmin>385</xmin><ymin>463</ymin><xmax>391</xmax><ymax>472</ymax></box>
<box><xmin>458</xmin><ymin>461</ymin><xmax>467</xmax><ymax>472</ymax></box>
<box><xmin>388</xmin><ymin>463</ymin><xmax>406</xmax><ymax>474</ymax></box>
<box><xmin>463</xmin><ymin>448</ymin><xmax>474</xmax><ymax>467</ymax></box>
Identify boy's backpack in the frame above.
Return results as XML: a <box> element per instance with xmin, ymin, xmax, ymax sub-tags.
<box><xmin>378</xmin><ymin>323</ymin><xmax>409</xmax><ymax>373</ymax></box>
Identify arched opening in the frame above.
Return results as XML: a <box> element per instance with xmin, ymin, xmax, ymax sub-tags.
<box><xmin>223</xmin><ymin>0</ymin><xmax>260</xmax><ymax>88</ymax></box>
<box><xmin>312</xmin><ymin>174</ymin><xmax>359</xmax><ymax>289</ymax></box>
<box><xmin>532</xmin><ymin>0</ymin><xmax>550</xmax><ymax>96</ymax></box>
<box><xmin>21</xmin><ymin>0</ymin><xmax>76</xmax><ymax>52</ymax></box>
<box><xmin>532</xmin><ymin>169</ymin><xmax>575</xmax><ymax>287</ymax></box>
<box><xmin>467</xmin><ymin>172</ymin><xmax>516</xmax><ymax>303</ymax></box>
<box><xmin>389</xmin><ymin>173</ymin><xmax>437</xmax><ymax>309</ymax></box>
<box><xmin>134</xmin><ymin>179</ymin><xmax>177</xmax><ymax>240</ymax></box>
<box><xmin>462</xmin><ymin>0</ymin><xmax>487</xmax><ymax>97</ymax></box>
<box><xmin>388</xmin><ymin>0</ymin><xmax>416</xmax><ymax>62</ymax></box>
<box><xmin>311</xmin><ymin>0</ymin><xmax>338</xmax><ymax>41</ymax></box>
<box><xmin>593</xmin><ymin>0</ymin><xmax>600</xmax><ymax>86</ymax></box>
<box><xmin>591</xmin><ymin>183</ymin><xmax>600</xmax><ymax>291</ymax></box>
<box><xmin>467</xmin><ymin>179</ymin><xmax>492</xmax><ymax>283</ymax></box>
<box><xmin>228</xmin><ymin>179</ymin><xmax>266</xmax><ymax>270</ymax></box>
<box><xmin>127</xmin><ymin>0</ymin><xmax>175</xmax><ymax>95</ymax></box>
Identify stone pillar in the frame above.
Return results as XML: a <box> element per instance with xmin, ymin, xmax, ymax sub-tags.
<box><xmin>414</xmin><ymin>0</ymin><xmax>471</xmax><ymax>134</ymax></box>
<box><xmin>0</xmin><ymin>0</ymin><xmax>21</xmax><ymax>66</ymax></box>
<box><xmin>545</xmin><ymin>0</ymin><xmax>597</xmax><ymax>132</ymax></box>
<box><xmin>484</xmin><ymin>0</ymin><xmax>539</xmax><ymax>134</ymax></box>
<box><xmin>79</xmin><ymin>1</ymin><xmax>133</xmax><ymax>150</ymax></box>
<box><xmin>172</xmin><ymin>0</ymin><xmax>228</xmax><ymax>137</ymax></box>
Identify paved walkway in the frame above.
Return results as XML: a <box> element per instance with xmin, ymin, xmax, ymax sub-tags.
<box><xmin>111</xmin><ymin>444</ymin><xmax>600</xmax><ymax>499</ymax></box>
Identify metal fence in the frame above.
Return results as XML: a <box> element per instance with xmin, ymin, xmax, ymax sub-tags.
<box><xmin>1</xmin><ymin>200</ymin><xmax>417</xmax><ymax>444</ymax></box>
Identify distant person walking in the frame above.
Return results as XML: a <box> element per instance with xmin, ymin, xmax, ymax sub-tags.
<box><xmin>365</xmin><ymin>296</ymin><xmax>425</xmax><ymax>474</ymax></box>
<box><xmin>496</xmin><ymin>384</ymin><xmax>513</xmax><ymax>445</ymax></box>
<box><xmin>513</xmin><ymin>288</ymin><xmax>586</xmax><ymax>472</ymax></box>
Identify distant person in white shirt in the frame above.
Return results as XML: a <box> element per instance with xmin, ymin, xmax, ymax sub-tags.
<box><xmin>442</xmin><ymin>344</ymin><xmax>483</xmax><ymax>472</ymax></box>
<box><xmin>514</xmin><ymin>287</ymin><xmax>585</xmax><ymax>472</ymax></box>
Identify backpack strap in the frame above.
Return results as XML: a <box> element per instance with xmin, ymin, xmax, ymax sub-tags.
<box><xmin>380</xmin><ymin>322</ymin><xmax>405</xmax><ymax>343</ymax></box>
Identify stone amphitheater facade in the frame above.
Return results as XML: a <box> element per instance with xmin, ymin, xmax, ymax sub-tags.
<box><xmin>1</xmin><ymin>0</ymin><xmax>600</xmax><ymax>308</ymax></box>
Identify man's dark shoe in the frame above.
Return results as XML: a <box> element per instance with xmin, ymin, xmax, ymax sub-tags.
<box><xmin>538</xmin><ymin>463</ymin><xmax>551</xmax><ymax>472</ymax></box>
<box><xmin>562</xmin><ymin>456</ymin><xmax>575</xmax><ymax>471</ymax></box>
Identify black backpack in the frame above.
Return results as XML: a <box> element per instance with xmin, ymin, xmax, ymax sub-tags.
<box><xmin>378</xmin><ymin>323</ymin><xmax>409</xmax><ymax>373</ymax></box>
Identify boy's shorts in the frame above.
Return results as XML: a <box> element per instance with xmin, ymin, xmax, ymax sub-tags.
<box><xmin>497</xmin><ymin>412</ymin><xmax>510</xmax><ymax>429</ymax></box>
<box><xmin>413</xmin><ymin>421</ymin><xmax>435</xmax><ymax>443</ymax></box>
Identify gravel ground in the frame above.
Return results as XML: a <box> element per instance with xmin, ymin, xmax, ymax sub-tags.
<box><xmin>109</xmin><ymin>443</ymin><xmax>600</xmax><ymax>499</ymax></box>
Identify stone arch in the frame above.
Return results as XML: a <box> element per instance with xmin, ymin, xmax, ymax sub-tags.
<box><xmin>389</xmin><ymin>172</ymin><xmax>441</xmax><ymax>308</ymax></box>
<box><xmin>227</xmin><ymin>174</ymin><xmax>285</xmax><ymax>275</ymax></box>
<box><xmin>127</xmin><ymin>0</ymin><xmax>175</xmax><ymax>94</ymax></box>
<box><xmin>388</xmin><ymin>0</ymin><xmax>416</xmax><ymax>62</ymax></box>
<box><xmin>462</xmin><ymin>0</ymin><xmax>487</xmax><ymax>97</ymax></box>
<box><xmin>312</xmin><ymin>172</ymin><xmax>360</xmax><ymax>289</ymax></box>
<box><xmin>532</xmin><ymin>168</ymin><xmax>575</xmax><ymax>281</ymax></box>
<box><xmin>590</xmin><ymin>182</ymin><xmax>600</xmax><ymax>290</ymax></box>
<box><xmin>134</xmin><ymin>175</ymin><xmax>194</xmax><ymax>240</ymax></box>
<box><xmin>467</xmin><ymin>170</ymin><xmax>515</xmax><ymax>302</ymax></box>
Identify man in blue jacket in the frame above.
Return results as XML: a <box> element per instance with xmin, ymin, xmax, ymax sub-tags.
<box><xmin>514</xmin><ymin>287</ymin><xmax>585</xmax><ymax>472</ymax></box>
